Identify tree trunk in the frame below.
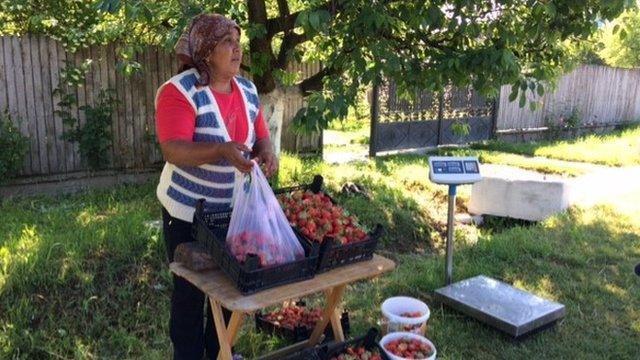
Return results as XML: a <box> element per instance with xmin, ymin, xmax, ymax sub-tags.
<box><xmin>260</xmin><ymin>85</ymin><xmax>303</xmax><ymax>155</ymax></box>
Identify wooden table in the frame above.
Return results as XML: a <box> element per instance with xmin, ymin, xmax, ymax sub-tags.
<box><xmin>170</xmin><ymin>254</ymin><xmax>395</xmax><ymax>360</ymax></box>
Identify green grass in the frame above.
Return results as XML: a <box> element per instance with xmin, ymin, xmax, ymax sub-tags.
<box><xmin>0</xmin><ymin>183</ymin><xmax>169</xmax><ymax>358</ymax></box>
<box><xmin>1</xmin><ymin>153</ymin><xmax>639</xmax><ymax>359</ymax></box>
<box><xmin>343</xmin><ymin>205</ymin><xmax>640</xmax><ymax>359</ymax></box>
<box><xmin>473</xmin><ymin>124</ymin><xmax>640</xmax><ymax>167</ymax></box>
<box><xmin>323</xmin><ymin>126</ymin><xmax>370</xmax><ymax>159</ymax></box>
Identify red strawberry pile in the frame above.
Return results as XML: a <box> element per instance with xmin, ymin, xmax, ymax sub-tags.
<box><xmin>330</xmin><ymin>346</ymin><xmax>382</xmax><ymax>360</ymax></box>
<box><xmin>262</xmin><ymin>305</ymin><xmax>322</xmax><ymax>330</ymax></box>
<box><xmin>384</xmin><ymin>337</ymin><xmax>434</xmax><ymax>359</ymax></box>
<box><xmin>227</xmin><ymin>231</ymin><xmax>297</xmax><ymax>267</ymax></box>
<box><xmin>277</xmin><ymin>190</ymin><xmax>368</xmax><ymax>245</ymax></box>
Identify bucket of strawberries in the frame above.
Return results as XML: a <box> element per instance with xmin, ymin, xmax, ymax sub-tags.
<box><xmin>381</xmin><ymin>296</ymin><xmax>430</xmax><ymax>336</ymax></box>
<box><xmin>379</xmin><ymin>332</ymin><xmax>436</xmax><ymax>360</ymax></box>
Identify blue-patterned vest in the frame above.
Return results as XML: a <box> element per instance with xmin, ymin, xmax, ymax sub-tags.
<box><xmin>156</xmin><ymin>68</ymin><xmax>259</xmax><ymax>222</ymax></box>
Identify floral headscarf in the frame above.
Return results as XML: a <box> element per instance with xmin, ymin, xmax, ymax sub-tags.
<box><xmin>174</xmin><ymin>13</ymin><xmax>241</xmax><ymax>86</ymax></box>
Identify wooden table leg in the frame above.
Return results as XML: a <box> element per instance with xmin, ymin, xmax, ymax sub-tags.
<box><xmin>226</xmin><ymin>311</ymin><xmax>245</xmax><ymax>346</ymax></box>
<box><xmin>326</xmin><ymin>290</ymin><xmax>345</xmax><ymax>342</ymax></box>
<box><xmin>210</xmin><ymin>299</ymin><xmax>233</xmax><ymax>360</ymax></box>
<box><xmin>308</xmin><ymin>284</ymin><xmax>346</xmax><ymax>346</ymax></box>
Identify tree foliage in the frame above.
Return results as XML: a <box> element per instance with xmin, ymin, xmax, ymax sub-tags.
<box><xmin>599</xmin><ymin>7</ymin><xmax>640</xmax><ymax>68</ymax></box>
<box><xmin>1</xmin><ymin>0</ymin><xmax>634</xmax><ymax>130</ymax></box>
<box><xmin>563</xmin><ymin>36</ymin><xmax>606</xmax><ymax>67</ymax></box>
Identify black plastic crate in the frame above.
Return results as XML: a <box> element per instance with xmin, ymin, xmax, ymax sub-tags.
<box><xmin>312</xmin><ymin>225</ymin><xmax>383</xmax><ymax>273</ymax></box>
<box><xmin>279</xmin><ymin>346</ymin><xmax>322</xmax><ymax>360</ymax></box>
<box><xmin>192</xmin><ymin>199</ymin><xmax>319</xmax><ymax>295</ymax></box>
<box><xmin>275</xmin><ymin>175</ymin><xmax>383</xmax><ymax>273</ymax></box>
<box><xmin>255</xmin><ymin>301</ymin><xmax>350</xmax><ymax>343</ymax></box>
<box><xmin>319</xmin><ymin>328</ymin><xmax>389</xmax><ymax>360</ymax></box>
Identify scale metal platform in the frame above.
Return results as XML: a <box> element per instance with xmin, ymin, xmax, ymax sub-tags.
<box><xmin>428</xmin><ymin>156</ymin><xmax>566</xmax><ymax>339</ymax></box>
<box><xmin>434</xmin><ymin>275</ymin><xmax>565</xmax><ymax>338</ymax></box>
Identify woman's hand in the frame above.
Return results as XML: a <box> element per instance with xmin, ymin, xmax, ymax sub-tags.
<box><xmin>220</xmin><ymin>141</ymin><xmax>253</xmax><ymax>173</ymax></box>
<box><xmin>255</xmin><ymin>150</ymin><xmax>278</xmax><ymax>178</ymax></box>
<box><xmin>251</xmin><ymin>138</ymin><xmax>279</xmax><ymax>177</ymax></box>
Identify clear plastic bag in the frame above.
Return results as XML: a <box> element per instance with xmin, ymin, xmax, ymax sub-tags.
<box><xmin>226</xmin><ymin>161</ymin><xmax>305</xmax><ymax>267</ymax></box>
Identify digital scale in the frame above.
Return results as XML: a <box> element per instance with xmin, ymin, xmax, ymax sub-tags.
<box><xmin>428</xmin><ymin>156</ymin><xmax>565</xmax><ymax>339</ymax></box>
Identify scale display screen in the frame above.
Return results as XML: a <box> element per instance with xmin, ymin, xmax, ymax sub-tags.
<box><xmin>428</xmin><ymin>156</ymin><xmax>482</xmax><ymax>185</ymax></box>
<box><xmin>464</xmin><ymin>161</ymin><xmax>479</xmax><ymax>173</ymax></box>
<box><xmin>432</xmin><ymin>161</ymin><xmax>463</xmax><ymax>174</ymax></box>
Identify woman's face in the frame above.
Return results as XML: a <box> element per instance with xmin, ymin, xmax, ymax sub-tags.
<box><xmin>207</xmin><ymin>29</ymin><xmax>242</xmax><ymax>78</ymax></box>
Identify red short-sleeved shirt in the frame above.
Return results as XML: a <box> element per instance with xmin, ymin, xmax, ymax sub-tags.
<box><xmin>155</xmin><ymin>80</ymin><xmax>270</xmax><ymax>144</ymax></box>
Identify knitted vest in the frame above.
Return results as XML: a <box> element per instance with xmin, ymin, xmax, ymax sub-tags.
<box><xmin>156</xmin><ymin>68</ymin><xmax>259</xmax><ymax>222</ymax></box>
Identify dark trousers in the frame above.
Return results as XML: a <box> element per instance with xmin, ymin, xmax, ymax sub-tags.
<box><xmin>163</xmin><ymin>207</ymin><xmax>231</xmax><ymax>360</ymax></box>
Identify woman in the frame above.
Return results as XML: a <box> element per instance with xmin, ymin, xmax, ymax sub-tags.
<box><xmin>155</xmin><ymin>13</ymin><xmax>277</xmax><ymax>359</ymax></box>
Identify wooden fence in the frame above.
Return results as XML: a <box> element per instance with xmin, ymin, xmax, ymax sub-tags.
<box><xmin>0</xmin><ymin>35</ymin><xmax>320</xmax><ymax>179</ymax></box>
<box><xmin>496</xmin><ymin>65</ymin><xmax>640</xmax><ymax>133</ymax></box>
<box><xmin>280</xmin><ymin>62</ymin><xmax>323</xmax><ymax>155</ymax></box>
<box><xmin>3</xmin><ymin>34</ymin><xmax>639</xmax><ymax>182</ymax></box>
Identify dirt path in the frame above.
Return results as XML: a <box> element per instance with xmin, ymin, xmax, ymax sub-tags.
<box><xmin>570</xmin><ymin>165</ymin><xmax>640</xmax><ymax>217</ymax></box>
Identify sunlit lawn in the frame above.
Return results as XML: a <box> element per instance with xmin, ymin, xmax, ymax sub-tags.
<box><xmin>326</xmin><ymin>123</ymin><xmax>640</xmax><ymax>175</ymax></box>
<box><xmin>472</xmin><ymin>124</ymin><xmax>640</xmax><ymax>167</ymax></box>
<box><xmin>1</xmin><ymin>153</ymin><xmax>639</xmax><ymax>359</ymax></box>
<box><xmin>435</xmin><ymin>148</ymin><xmax>592</xmax><ymax>177</ymax></box>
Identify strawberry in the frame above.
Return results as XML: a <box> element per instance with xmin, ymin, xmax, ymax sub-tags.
<box><xmin>384</xmin><ymin>337</ymin><xmax>434</xmax><ymax>359</ymax></box>
<box><xmin>330</xmin><ymin>346</ymin><xmax>381</xmax><ymax>360</ymax></box>
<box><xmin>276</xmin><ymin>190</ymin><xmax>370</xmax><ymax>246</ymax></box>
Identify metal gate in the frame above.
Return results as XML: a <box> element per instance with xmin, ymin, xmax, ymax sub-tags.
<box><xmin>370</xmin><ymin>81</ymin><xmax>496</xmax><ymax>156</ymax></box>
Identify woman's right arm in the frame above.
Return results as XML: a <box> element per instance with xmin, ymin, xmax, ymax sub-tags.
<box><xmin>160</xmin><ymin>140</ymin><xmax>253</xmax><ymax>172</ymax></box>
<box><xmin>156</xmin><ymin>84</ymin><xmax>253</xmax><ymax>172</ymax></box>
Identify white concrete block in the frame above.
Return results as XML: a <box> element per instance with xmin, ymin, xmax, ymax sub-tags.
<box><xmin>468</xmin><ymin>165</ymin><xmax>571</xmax><ymax>221</ymax></box>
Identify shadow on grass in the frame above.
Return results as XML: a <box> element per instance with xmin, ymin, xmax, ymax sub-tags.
<box><xmin>280</xmin><ymin>152</ymin><xmax>444</xmax><ymax>255</ymax></box>
<box><xmin>330</xmin><ymin>174</ymin><xmax>438</xmax><ymax>254</ymax></box>
<box><xmin>479</xmin><ymin>215</ymin><xmax>537</xmax><ymax>235</ymax></box>
<box><xmin>342</xmin><ymin>205</ymin><xmax>640</xmax><ymax>359</ymax></box>
<box><xmin>0</xmin><ymin>181</ymin><xmax>172</xmax><ymax>359</ymax></box>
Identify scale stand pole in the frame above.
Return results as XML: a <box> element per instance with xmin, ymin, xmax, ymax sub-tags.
<box><xmin>445</xmin><ymin>185</ymin><xmax>457</xmax><ymax>285</ymax></box>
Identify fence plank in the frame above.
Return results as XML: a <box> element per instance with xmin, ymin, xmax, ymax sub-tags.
<box><xmin>0</xmin><ymin>37</ymin><xmax>31</xmax><ymax>174</ymax></box>
<box><xmin>73</xmin><ymin>49</ymin><xmax>87</xmax><ymax>170</ymax></box>
<box><xmin>28</xmin><ymin>34</ymin><xmax>49</xmax><ymax>174</ymax></box>
<box><xmin>47</xmin><ymin>37</ymin><xmax>65</xmax><ymax>173</ymax></box>
<box><xmin>144</xmin><ymin>47</ymin><xmax>159</xmax><ymax>165</ymax></box>
<box><xmin>134</xmin><ymin>51</ymin><xmax>146</xmax><ymax>168</ymax></box>
<box><xmin>0</xmin><ymin>37</ymin><xmax>7</xmax><ymax>113</ymax></box>
<box><xmin>114</xmin><ymin>48</ymin><xmax>128</xmax><ymax>168</ymax></box>
<box><xmin>152</xmin><ymin>47</ymin><xmax>164</xmax><ymax>163</ymax></box>
<box><xmin>496</xmin><ymin>65</ymin><xmax>640</xmax><ymax>131</ymax></box>
<box><xmin>15</xmin><ymin>36</ymin><xmax>37</xmax><ymax>174</ymax></box>
<box><xmin>86</xmin><ymin>45</ymin><xmax>96</xmax><ymax>166</ymax></box>
<box><xmin>123</xmin><ymin>59</ymin><xmax>135</xmax><ymax>168</ymax></box>
<box><xmin>106</xmin><ymin>43</ymin><xmax>121</xmax><ymax>169</ymax></box>
<box><xmin>2</xmin><ymin>37</ymin><xmax>18</xmax><ymax>120</ymax></box>
<box><xmin>19</xmin><ymin>35</ymin><xmax>42</xmax><ymax>174</ymax></box>
<box><xmin>57</xmin><ymin>42</ymin><xmax>77</xmax><ymax>172</ymax></box>
<box><xmin>94</xmin><ymin>44</ymin><xmax>111</xmax><ymax>166</ymax></box>
<box><xmin>35</xmin><ymin>36</ymin><xmax>56</xmax><ymax>174</ymax></box>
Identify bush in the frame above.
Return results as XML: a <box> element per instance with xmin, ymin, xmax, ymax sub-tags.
<box><xmin>62</xmin><ymin>89</ymin><xmax>117</xmax><ymax>170</ymax></box>
<box><xmin>0</xmin><ymin>110</ymin><xmax>28</xmax><ymax>182</ymax></box>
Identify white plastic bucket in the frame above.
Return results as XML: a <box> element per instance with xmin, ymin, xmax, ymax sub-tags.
<box><xmin>379</xmin><ymin>331</ymin><xmax>436</xmax><ymax>360</ymax></box>
<box><xmin>381</xmin><ymin>296</ymin><xmax>430</xmax><ymax>335</ymax></box>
